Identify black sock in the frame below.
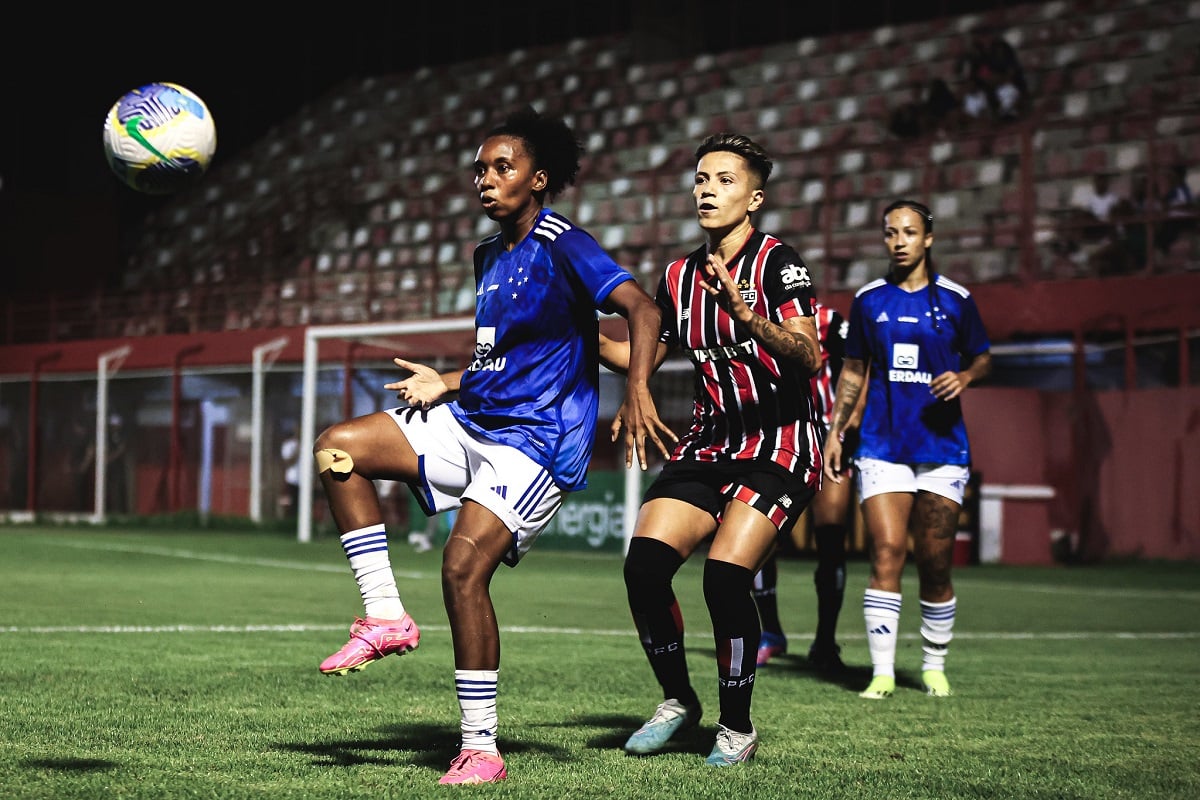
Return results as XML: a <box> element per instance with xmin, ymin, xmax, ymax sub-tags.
<box><xmin>625</xmin><ymin>537</ymin><xmax>698</xmax><ymax>708</ymax></box>
<box><xmin>812</xmin><ymin>524</ymin><xmax>847</xmax><ymax>649</ymax></box>
<box><xmin>752</xmin><ymin>555</ymin><xmax>783</xmax><ymax>635</ymax></box>
<box><xmin>704</xmin><ymin>558</ymin><xmax>758</xmax><ymax>733</ymax></box>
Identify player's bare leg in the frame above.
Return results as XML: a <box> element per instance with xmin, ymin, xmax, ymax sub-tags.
<box><xmin>438</xmin><ymin>501</ymin><xmax>515</xmax><ymax>782</ymax></box>
<box><xmin>912</xmin><ymin>490</ymin><xmax>959</xmax><ymax>696</ymax></box>
<box><xmin>859</xmin><ymin>492</ymin><xmax>915</xmax><ymax>698</ymax></box>
<box><xmin>314</xmin><ymin>413</ymin><xmax>422</xmax><ymax>675</ymax></box>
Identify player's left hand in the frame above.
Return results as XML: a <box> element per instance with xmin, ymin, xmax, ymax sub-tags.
<box><xmin>930</xmin><ymin>370</ymin><xmax>968</xmax><ymax>401</ymax></box>
<box><xmin>611</xmin><ymin>384</ymin><xmax>676</xmax><ymax>470</ymax></box>
<box><xmin>823</xmin><ymin>435</ymin><xmax>845</xmax><ymax>484</ymax></box>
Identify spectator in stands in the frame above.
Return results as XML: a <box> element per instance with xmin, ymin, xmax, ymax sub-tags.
<box><xmin>1158</xmin><ymin>162</ymin><xmax>1196</xmax><ymax>254</ymax></box>
<box><xmin>955</xmin><ymin>28</ymin><xmax>1027</xmax><ymax>123</ymax></box>
<box><xmin>955</xmin><ymin>30</ymin><xmax>991</xmax><ymax>124</ymax></box>
<box><xmin>311</xmin><ymin>106</ymin><xmax>669</xmax><ymax>785</ymax></box>
<box><xmin>754</xmin><ymin>301</ymin><xmax>866</xmax><ymax>675</ymax></box>
<box><xmin>985</xmin><ymin>32</ymin><xmax>1028</xmax><ymax>120</ymax></box>
<box><xmin>958</xmin><ymin>70</ymin><xmax>992</xmax><ymax>125</ymax></box>
<box><xmin>823</xmin><ymin>199</ymin><xmax>992</xmax><ymax>700</ymax></box>
<box><xmin>1082</xmin><ymin>173</ymin><xmax>1121</xmax><ymax>230</ymax></box>
<box><xmin>598</xmin><ymin>133</ymin><xmax>823</xmax><ymax>767</ymax></box>
<box><xmin>1075</xmin><ymin>172</ymin><xmax>1133</xmax><ymax>275</ymax></box>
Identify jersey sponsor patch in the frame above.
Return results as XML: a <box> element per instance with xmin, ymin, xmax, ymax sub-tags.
<box><xmin>889</xmin><ymin>369</ymin><xmax>932</xmax><ymax>384</ymax></box>
<box><xmin>469</xmin><ymin>327</ymin><xmax>506</xmax><ymax>372</ymax></box>
<box><xmin>686</xmin><ymin>339</ymin><xmax>756</xmax><ymax>364</ymax></box>
<box><xmin>892</xmin><ymin>342</ymin><xmax>919</xmax><ymax>369</ymax></box>
<box><xmin>780</xmin><ymin>263</ymin><xmax>811</xmax><ymax>288</ymax></box>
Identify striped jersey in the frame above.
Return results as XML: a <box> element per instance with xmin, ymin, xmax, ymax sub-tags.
<box><xmin>450</xmin><ymin>208</ymin><xmax>636</xmax><ymax>492</ymax></box>
<box><xmin>812</xmin><ymin>303</ymin><xmax>848</xmax><ymax>428</ymax></box>
<box><xmin>845</xmin><ymin>273</ymin><xmax>990</xmax><ymax>465</ymax></box>
<box><xmin>655</xmin><ymin>228</ymin><xmax>823</xmax><ymax>482</ymax></box>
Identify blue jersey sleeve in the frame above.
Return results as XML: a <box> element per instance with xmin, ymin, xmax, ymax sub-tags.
<box><xmin>955</xmin><ymin>293</ymin><xmax>990</xmax><ymax>363</ymax></box>
<box><xmin>548</xmin><ymin>219</ymin><xmax>635</xmax><ymax>308</ymax></box>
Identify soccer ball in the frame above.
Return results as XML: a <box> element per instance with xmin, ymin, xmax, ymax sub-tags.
<box><xmin>103</xmin><ymin>82</ymin><xmax>217</xmax><ymax>195</ymax></box>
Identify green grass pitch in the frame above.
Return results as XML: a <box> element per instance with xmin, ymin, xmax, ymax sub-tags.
<box><xmin>1</xmin><ymin>525</ymin><xmax>1197</xmax><ymax>799</ymax></box>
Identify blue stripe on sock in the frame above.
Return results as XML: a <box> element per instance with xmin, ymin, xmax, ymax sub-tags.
<box><xmin>864</xmin><ymin>598</ymin><xmax>902</xmax><ymax>614</ymax></box>
<box><xmin>455</xmin><ymin>679</ymin><xmax>497</xmax><ymax>700</ymax></box>
<box><xmin>341</xmin><ymin>532</ymin><xmax>387</xmax><ymax>554</ymax></box>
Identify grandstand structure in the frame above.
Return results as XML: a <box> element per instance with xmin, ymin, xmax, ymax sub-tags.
<box><xmin>1</xmin><ymin>0</ymin><xmax>1198</xmax><ymax>562</ymax></box>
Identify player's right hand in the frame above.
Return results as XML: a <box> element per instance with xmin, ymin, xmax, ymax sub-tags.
<box><xmin>386</xmin><ymin>357</ymin><xmax>447</xmax><ymax>408</ymax></box>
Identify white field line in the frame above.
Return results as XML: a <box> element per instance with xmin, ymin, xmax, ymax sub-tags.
<box><xmin>19</xmin><ymin>538</ymin><xmax>1200</xmax><ymax>640</ymax></box>
<box><xmin>1</xmin><ymin>624</ymin><xmax>1197</xmax><ymax>640</ymax></box>
<box><xmin>36</xmin><ymin>537</ymin><xmax>429</xmax><ymax>579</ymax></box>
<box><xmin>38</xmin><ymin>537</ymin><xmax>1200</xmax><ymax>602</ymax></box>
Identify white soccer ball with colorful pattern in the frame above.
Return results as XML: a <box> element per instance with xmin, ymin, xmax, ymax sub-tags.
<box><xmin>102</xmin><ymin>82</ymin><xmax>217</xmax><ymax>194</ymax></box>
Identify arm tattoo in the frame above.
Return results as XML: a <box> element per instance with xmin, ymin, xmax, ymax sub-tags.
<box><xmin>829</xmin><ymin>374</ymin><xmax>863</xmax><ymax>434</ymax></box>
<box><xmin>741</xmin><ymin>313</ymin><xmax>821</xmax><ymax>374</ymax></box>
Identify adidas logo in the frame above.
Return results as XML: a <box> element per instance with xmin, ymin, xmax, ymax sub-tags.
<box><xmin>875</xmin><ymin>311</ymin><xmax>889</xmax><ymax>323</ymax></box>
<box><xmin>868</xmin><ymin>624</ymin><xmax>892</xmax><ymax>635</ymax></box>
<box><xmin>492</xmin><ymin>485</ymin><xmax>508</xmax><ymax>499</ymax></box>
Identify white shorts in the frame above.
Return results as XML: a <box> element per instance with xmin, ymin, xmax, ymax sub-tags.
<box><xmin>388</xmin><ymin>403</ymin><xmax>564</xmax><ymax>565</ymax></box>
<box><xmin>856</xmin><ymin>458</ymin><xmax>970</xmax><ymax>505</ymax></box>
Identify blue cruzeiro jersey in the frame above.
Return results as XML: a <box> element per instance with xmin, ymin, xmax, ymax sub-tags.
<box><xmin>845</xmin><ymin>273</ymin><xmax>990</xmax><ymax>466</ymax></box>
<box><xmin>449</xmin><ymin>208</ymin><xmax>635</xmax><ymax>492</ymax></box>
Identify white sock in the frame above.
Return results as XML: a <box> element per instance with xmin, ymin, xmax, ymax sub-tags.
<box><xmin>920</xmin><ymin>597</ymin><xmax>956</xmax><ymax>672</ymax></box>
<box><xmin>863</xmin><ymin>589</ymin><xmax>902</xmax><ymax>679</ymax></box>
<box><xmin>455</xmin><ymin>669</ymin><xmax>500</xmax><ymax>754</ymax></box>
<box><xmin>339</xmin><ymin>524</ymin><xmax>405</xmax><ymax>619</ymax></box>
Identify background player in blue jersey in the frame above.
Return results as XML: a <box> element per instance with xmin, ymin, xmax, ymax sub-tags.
<box><xmin>823</xmin><ymin>199</ymin><xmax>992</xmax><ymax>700</ymax></box>
<box><xmin>600</xmin><ymin>133</ymin><xmax>824</xmax><ymax>767</ymax></box>
<box><xmin>311</xmin><ymin>107</ymin><xmax>671</xmax><ymax>785</ymax></box>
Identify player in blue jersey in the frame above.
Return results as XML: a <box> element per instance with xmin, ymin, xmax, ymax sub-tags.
<box><xmin>600</xmin><ymin>133</ymin><xmax>824</xmax><ymax>767</ymax></box>
<box><xmin>823</xmin><ymin>199</ymin><xmax>992</xmax><ymax>700</ymax></box>
<box><xmin>311</xmin><ymin>106</ymin><xmax>671</xmax><ymax>785</ymax></box>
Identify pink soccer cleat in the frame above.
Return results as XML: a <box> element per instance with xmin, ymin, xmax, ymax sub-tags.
<box><xmin>438</xmin><ymin>749</ymin><xmax>507</xmax><ymax>784</ymax></box>
<box><xmin>318</xmin><ymin>614</ymin><xmax>420</xmax><ymax>675</ymax></box>
<box><xmin>756</xmin><ymin>631</ymin><xmax>788</xmax><ymax>667</ymax></box>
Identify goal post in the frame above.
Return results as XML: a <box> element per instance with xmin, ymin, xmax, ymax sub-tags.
<box><xmin>297</xmin><ymin>317</ymin><xmax>477</xmax><ymax>542</ymax></box>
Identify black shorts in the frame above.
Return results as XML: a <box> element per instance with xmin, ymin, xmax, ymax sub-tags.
<box><xmin>643</xmin><ymin>459</ymin><xmax>817</xmax><ymax>534</ymax></box>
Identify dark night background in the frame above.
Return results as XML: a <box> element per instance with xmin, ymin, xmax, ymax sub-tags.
<box><xmin>0</xmin><ymin>2</ymin><xmax>1002</xmax><ymax>297</ymax></box>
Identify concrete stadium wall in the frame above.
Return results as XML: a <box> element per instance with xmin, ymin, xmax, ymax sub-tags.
<box><xmin>964</xmin><ymin>386</ymin><xmax>1200</xmax><ymax>564</ymax></box>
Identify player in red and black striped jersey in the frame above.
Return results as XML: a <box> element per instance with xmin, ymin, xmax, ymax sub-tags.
<box><xmin>753</xmin><ymin>302</ymin><xmax>865</xmax><ymax>675</ymax></box>
<box><xmin>601</xmin><ymin>133</ymin><xmax>823</xmax><ymax>766</ymax></box>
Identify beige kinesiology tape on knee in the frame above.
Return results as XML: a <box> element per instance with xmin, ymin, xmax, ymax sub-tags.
<box><xmin>315</xmin><ymin>448</ymin><xmax>354</xmax><ymax>475</ymax></box>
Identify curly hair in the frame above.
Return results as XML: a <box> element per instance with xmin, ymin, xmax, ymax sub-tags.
<box><xmin>694</xmin><ymin>132</ymin><xmax>774</xmax><ymax>187</ymax></box>
<box><xmin>486</xmin><ymin>106</ymin><xmax>583</xmax><ymax>200</ymax></box>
